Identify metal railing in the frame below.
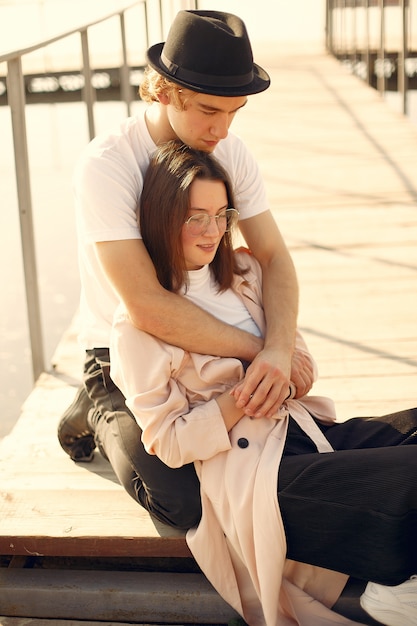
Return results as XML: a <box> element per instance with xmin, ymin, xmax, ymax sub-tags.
<box><xmin>1</xmin><ymin>1</ymin><xmax>153</xmax><ymax>381</ymax></box>
<box><xmin>325</xmin><ymin>0</ymin><xmax>417</xmax><ymax>115</ymax></box>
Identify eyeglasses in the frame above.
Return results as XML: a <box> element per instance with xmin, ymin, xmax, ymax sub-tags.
<box><xmin>184</xmin><ymin>208</ymin><xmax>239</xmax><ymax>237</ymax></box>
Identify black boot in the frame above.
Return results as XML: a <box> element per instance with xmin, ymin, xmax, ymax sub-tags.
<box><xmin>57</xmin><ymin>385</ymin><xmax>96</xmax><ymax>462</ymax></box>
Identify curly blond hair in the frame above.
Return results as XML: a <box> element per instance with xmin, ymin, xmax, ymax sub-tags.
<box><xmin>139</xmin><ymin>66</ymin><xmax>195</xmax><ymax>110</ymax></box>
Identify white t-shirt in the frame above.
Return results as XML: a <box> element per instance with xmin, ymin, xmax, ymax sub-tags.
<box><xmin>182</xmin><ymin>265</ymin><xmax>261</xmax><ymax>338</ymax></box>
<box><xmin>74</xmin><ymin>110</ymin><xmax>268</xmax><ymax>349</ymax></box>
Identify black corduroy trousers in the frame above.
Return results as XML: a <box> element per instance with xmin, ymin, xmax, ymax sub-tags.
<box><xmin>278</xmin><ymin>409</ymin><xmax>417</xmax><ymax>585</ymax></box>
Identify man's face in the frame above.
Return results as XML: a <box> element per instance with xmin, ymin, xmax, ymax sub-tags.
<box><xmin>166</xmin><ymin>90</ymin><xmax>248</xmax><ymax>153</ymax></box>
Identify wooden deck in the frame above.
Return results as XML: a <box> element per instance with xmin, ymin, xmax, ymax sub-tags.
<box><xmin>0</xmin><ymin>335</ymin><xmax>188</xmax><ymax>559</ymax></box>
<box><xmin>235</xmin><ymin>43</ymin><xmax>417</xmax><ymax>420</ymax></box>
<box><xmin>0</xmin><ymin>320</ymin><xmax>240</xmax><ymax>624</ymax></box>
<box><xmin>1</xmin><ymin>46</ymin><xmax>417</xmax><ymax>625</ymax></box>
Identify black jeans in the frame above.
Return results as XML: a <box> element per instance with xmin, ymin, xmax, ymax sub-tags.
<box><xmin>83</xmin><ymin>348</ymin><xmax>201</xmax><ymax>529</ymax></box>
<box><xmin>279</xmin><ymin>409</ymin><xmax>417</xmax><ymax>585</ymax></box>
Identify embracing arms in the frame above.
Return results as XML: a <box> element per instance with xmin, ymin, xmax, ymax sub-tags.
<box><xmin>96</xmin><ymin>237</ymin><xmax>263</xmax><ymax>360</ymax></box>
<box><xmin>97</xmin><ymin>212</ymin><xmax>313</xmax><ymax>415</ymax></box>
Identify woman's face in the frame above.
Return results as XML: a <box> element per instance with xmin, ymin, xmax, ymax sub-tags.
<box><xmin>181</xmin><ymin>178</ymin><xmax>228</xmax><ymax>271</ymax></box>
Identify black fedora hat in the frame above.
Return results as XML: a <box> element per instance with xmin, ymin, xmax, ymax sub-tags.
<box><xmin>146</xmin><ymin>10</ymin><xmax>270</xmax><ymax>97</ymax></box>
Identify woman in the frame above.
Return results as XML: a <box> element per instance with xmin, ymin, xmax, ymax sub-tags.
<box><xmin>110</xmin><ymin>141</ymin><xmax>417</xmax><ymax>626</ymax></box>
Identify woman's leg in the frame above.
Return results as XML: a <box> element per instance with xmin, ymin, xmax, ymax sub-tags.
<box><xmin>278</xmin><ymin>412</ymin><xmax>417</xmax><ymax>584</ymax></box>
<box><xmin>83</xmin><ymin>348</ymin><xmax>202</xmax><ymax>530</ymax></box>
<box><xmin>280</xmin><ymin>411</ymin><xmax>417</xmax><ymax>626</ymax></box>
<box><xmin>322</xmin><ymin>408</ymin><xmax>417</xmax><ymax>450</ymax></box>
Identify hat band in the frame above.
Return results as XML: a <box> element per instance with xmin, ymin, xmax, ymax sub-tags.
<box><xmin>161</xmin><ymin>52</ymin><xmax>254</xmax><ymax>88</ymax></box>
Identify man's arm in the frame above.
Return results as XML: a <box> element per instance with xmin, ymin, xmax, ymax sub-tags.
<box><xmin>234</xmin><ymin>210</ymin><xmax>306</xmax><ymax>417</ymax></box>
<box><xmin>96</xmin><ymin>238</ymin><xmax>263</xmax><ymax>359</ymax></box>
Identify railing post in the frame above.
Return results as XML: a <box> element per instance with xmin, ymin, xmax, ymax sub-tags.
<box><xmin>80</xmin><ymin>28</ymin><xmax>96</xmax><ymax>140</ymax></box>
<box><xmin>6</xmin><ymin>56</ymin><xmax>45</xmax><ymax>381</ymax></box>
<box><xmin>336</xmin><ymin>0</ymin><xmax>343</xmax><ymax>57</ymax></box>
<box><xmin>377</xmin><ymin>0</ymin><xmax>385</xmax><ymax>94</ymax></box>
<box><xmin>325</xmin><ymin>0</ymin><xmax>329</xmax><ymax>52</ymax></box>
<box><xmin>397</xmin><ymin>0</ymin><xmax>408</xmax><ymax>115</ymax></box>
<box><xmin>352</xmin><ymin>0</ymin><xmax>357</xmax><ymax>68</ymax></box>
<box><xmin>143</xmin><ymin>0</ymin><xmax>150</xmax><ymax>50</ymax></box>
<box><xmin>120</xmin><ymin>11</ymin><xmax>133</xmax><ymax>117</ymax></box>
<box><xmin>158</xmin><ymin>0</ymin><xmax>164</xmax><ymax>38</ymax></box>
<box><xmin>365</xmin><ymin>0</ymin><xmax>372</xmax><ymax>85</ymax></box>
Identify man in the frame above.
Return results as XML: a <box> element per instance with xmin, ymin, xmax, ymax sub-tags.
<box><xmin>58</xmin><ymin>10</ymin><xmax>313</xmax><ymax>529</ymax></box>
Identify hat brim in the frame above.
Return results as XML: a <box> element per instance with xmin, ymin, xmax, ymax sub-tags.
<box><xmin>146</xmin><ymin>42</ymin><xmax>270</xmax><ymax>97</ymax></box>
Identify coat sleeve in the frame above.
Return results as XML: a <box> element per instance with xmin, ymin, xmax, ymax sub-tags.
<box><xmin>110</xmin><ymin>312</ymin><xmax>232</xmax><ymax>468</ymax></box>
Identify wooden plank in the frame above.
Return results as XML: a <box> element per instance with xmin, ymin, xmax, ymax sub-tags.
<box><xmin>0</xmin><ymin>367</ymin><xmax>189</xmax><ymax>558</ymax></box>
<box><xmin>0</xmin><ymin>531</ymin><xmax>188</xmax><ymax>559</ymax></box>
<box><xmin>0</xmin><ymin>569</ymin><xmax>238</xmax><ymax>624</ymax></box>
<box><xmin>0</xmin><ymin>615</ymin><xmax>192</xmax><ymax>626</ymax></box>
<box><xmin>0</xmin><ymin>620</ymin><xmax>176</xmax><ymax>626</ymax></box>
<box><xmin>0</xmin><ymin>475</ymin><xmax>189</xmax><ymax>557</ymax></box>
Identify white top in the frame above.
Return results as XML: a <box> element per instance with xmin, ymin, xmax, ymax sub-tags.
<box><xmin>73</xmin><ymin>111</ymin><xmax>269</xmax><ymax>349</ymax></box>
<box><xmin>182</xmin><ymin>265</ymin><xmax>261</xmax><ymax>338</ymax></box>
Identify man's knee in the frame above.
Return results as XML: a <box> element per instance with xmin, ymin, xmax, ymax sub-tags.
<box><xmin>148</xmin><ymin>496</ymin><xmax>202</xmax><ymax>530</ymax></box>
<box><xmin>142</xmin><ymin>469</ymin><xmax>202</xmax><ymax>530</ymax></box>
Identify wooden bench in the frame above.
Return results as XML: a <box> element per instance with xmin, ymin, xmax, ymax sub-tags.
<box><xmin>0</xmin><ymin>320</ymin><xmax>239</xmax><ymax>625</ymax></box>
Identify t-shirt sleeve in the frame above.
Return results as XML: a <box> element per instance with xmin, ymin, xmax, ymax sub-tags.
<box><xmin>74</xmin><ymin>137</ymin><xmax>143</xmax><ymax>244</ymax></box>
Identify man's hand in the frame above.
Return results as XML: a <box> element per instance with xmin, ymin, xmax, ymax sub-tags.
<box><xmin>230</xmin><ymin>345</ymin><xmax>316</xmax><ymax>418</ymax></box>
<box><xmin>231</xmin><ymin>347</ymin><xmax>292</xmax><ymax>419</ymax></box>
<box><xmin>290</xmin><ymin>348</ymin><xmax>315</xmax><ymax>399</ymax></box>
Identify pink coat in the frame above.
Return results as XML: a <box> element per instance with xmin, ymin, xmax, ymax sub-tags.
<box><xmin>111</xmin><ymin>250</ymin><xmax>361</xmax><ymax>625</ymax></box>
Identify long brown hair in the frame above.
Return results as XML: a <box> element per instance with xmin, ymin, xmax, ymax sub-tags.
<box><xmin>139</xmin><ymin>141</ymin><xmax>246</xmax><ymax>293</ymax></box>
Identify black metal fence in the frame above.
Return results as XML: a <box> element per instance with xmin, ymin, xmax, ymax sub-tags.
<box><xmin>0</xmin><ymin>0</ymin><xmax>197</xmax><ymax>383</ymax></box>
<box><xmin>325</xmin><ymin>0</ymin><xmax>417</xmax><ymax>114</ymax></box>
<box><xmin>0</xmin><ymin>66</ymin><xmax>146</xmax><ymax>107</ymax></box>
<box><xmin>0</xmin><ymin>1</ymin><xmax>152</xmax><ymax>380</ymax></box>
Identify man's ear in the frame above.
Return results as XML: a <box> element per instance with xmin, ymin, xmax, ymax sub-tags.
<box><xmin>158</xmin><ymin>91</ymin><xmax>170</xmax><ymax>105</ymax></box>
